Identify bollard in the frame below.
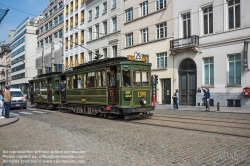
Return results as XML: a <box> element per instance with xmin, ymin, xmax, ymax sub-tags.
<box><xmin>217</xmin><ymin>102</ymin><xmax>220</xmax><ymax>111</ymax></box>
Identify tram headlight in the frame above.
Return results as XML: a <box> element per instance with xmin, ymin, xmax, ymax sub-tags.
<box><xmin>140</xmin><ymin>98</ymin><xmax>147</xmax><ymax>105</ymax></box>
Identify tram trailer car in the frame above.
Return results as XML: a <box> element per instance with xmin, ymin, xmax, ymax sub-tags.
<box><xmin>30</xmin><ymin>56</ymin><xmax>153</xmax><ymax>119</ymax></box>
<box><xmin>29</xmin><ymin>72</ymin><xmax>63</xmax><ymax>109</ymax></box>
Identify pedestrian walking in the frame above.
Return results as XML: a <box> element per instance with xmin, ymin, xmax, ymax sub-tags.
<box><xmin>202</xmin><ymin>88</ymin><xmax>210</xmax><ymax>111</ymax></box>
<box><xmin>172</xmin><ymin>89</ymin><xmax>179</xmax><ymax>110</ymax></box>
<box><xmin>3</xmin><ymin>86</ymin><xmax>12</xmax><ymax>118</ymax></box>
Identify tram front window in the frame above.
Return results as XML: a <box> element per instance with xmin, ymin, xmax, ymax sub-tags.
<box><xmin>123</xmin><ymin>70</ymin><xmax>130</xmax><ymax>87</ymax></box>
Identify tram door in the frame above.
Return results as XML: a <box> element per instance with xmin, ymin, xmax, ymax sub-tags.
<box><xmin>107</xmin><ymin>66</ymin><xmax>118</xmax><ymax>105</ymax></box>
<box><xmin>162</xmin><ymin>79</ymin><xmax>171</xmax><ymax>104</ymax></box>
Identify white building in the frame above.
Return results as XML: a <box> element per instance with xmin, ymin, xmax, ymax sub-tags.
<box><xmin>64</xmin><ymin>0</ymin><xmax>86</xmax><ymax>69</ymax></box>
<box><xmin>121</xmin><ymin>0</ymin><xmax>174</xmax><ymax>104</ymax></box>
<box><xmin>10</xmin><ymin>16</ymin><xmax>42</xmax><ymax>94</ymax></box>
<box><xmin>171</xmin><ymin>0</ymin><xmax>250</xmax><ymax>107</ymax></box>
<box><xmin>84</xmin><ymin>0</ymin><xmax>122</xmax><ymax>62</ymax></box>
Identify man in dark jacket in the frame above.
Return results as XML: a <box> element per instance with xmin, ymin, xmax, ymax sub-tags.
<box><xmin>202</xmin><ymin>88</ymin><xmax>210</xmax><ymax>111</ymax></box>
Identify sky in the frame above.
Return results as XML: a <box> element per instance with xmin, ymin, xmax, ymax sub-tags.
<box><xmin>0</xmin><ymin>0</ymin><xmax>49</xmax><ymax>43</ymax></box>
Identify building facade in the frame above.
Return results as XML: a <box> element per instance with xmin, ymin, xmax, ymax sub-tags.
<box><xmin>10</xmin><ymin>16</ymin><xmax>42</xmax><ymax>94</ymax></box>
<box><xmin>121</xmin><ymin>0</ymin><xmax>174</xmax><ymax>104</ymax></box>
<box><xmin>36</xmin><ymin>0</ymin><xmax>64</xmax><ymax>74</ymax></box>
<box><xmin>0</xmin><ymin>41</ymin><xmax>7</xmax><ymax>90</ymax></box>
<box><xmin>84</xmin><ymin>0</ymin><xmax>122</xmax><ymax>64</ymax></box>
<box><xmin>171</xmin><ymin>0</ymin><xmax>250</xmax><ymax>107</ymax></box>
<box><xmin>64</xmin><ymin>0</ymin><xmax>86</xmax><ymax>69</ymax></box>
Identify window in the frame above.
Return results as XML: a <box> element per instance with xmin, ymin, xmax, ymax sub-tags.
<box><xmin>103</xmin><ymin>48</ymin><xmax>107</xmax><ymax>58</ymax></box>
<box><xmin>40</xmin><ymin>41</ymin><xmax>43</xmax><ymax>47</ymax></box>
<box><xmin>95</xmin><ymin>24</ymin><xmax>99</xmax><ymax>39</ymax></box>
<box><xmin>103</xmin><ymin>21</ymin><xmax>107</xmax><ymax>36</ymax></box>
<box><xmin>204</xmin><ymin>58</ymin><xmax>214</xmax><ymax>85</ymax></box>
<box><xmin>125</xmin><ymin>8</ymin><xmax>133</xmax><ymax>22</ymax></box>
<box><xmin>228</xmin><ymin>54</ymin><xmax>241</xmax><ymax>85</ymax></box>
<box><xmin>54</xmin><ymin>32</ymin><xmax>58</xmax><ymax>38</ymax></box>
<box><xmin>141</xmin><ymin>1</ymin><xmax>148</xmax><ymax>16</ymax></box>
<box><xmin>203</xmin><ymin>6</ymin><xmax>213</xmax><ymax>34</ymax></box>
<box><xmin>81</xmin><ymin>10</ymin><xmax>84</xmax><ymax>23</ymax></box>
<box><xmin>49</xmin><ymin>35</ymin><xmax>52</xmax><ymax>43</ymax></box>
<box><xmin>81</xmin><ymin>30</ymin><xmax>84</xmax><ymax>43</ymax></box>
<box><xmin>45</xmin><ymin>24</ymin><xmax>48</xmax><ymax>31</ymax></box>
<box><xmin>75</xmin><ymin>13</ymin><xmax>78</xmax><ymax>26</ymax></box>
<box><xmin>45</xmin><ymin>38</ymin><xmax>48</xmax><ymax>43</ymax></box>
<box><xmin>49</xmin><ymin>21</ymin><xmax>52</xmax><ymax>29</ymax></box>
<box><xmin>75</xmin><ymin>33</ymin><xmax>78</xmax><ymax>45</ymax></box>
<box><xmin>126</xmin><ymin>33</ymin><xmax>133</xmax><ymax>47</ymax></box>
<box><xmin>141</xmin><ymin>28</ymin><xmax>148</xmax><ymax>43</ymax></box>
<box><xmin>66</xmin><ymin>5</ymin><xmax>69</xmax><ymax>15</ymax></box>
<box><xmin>103</xmin><ymin>2</ymin><xmax>107</xmax><ymax>14</ymax></box>
<box><xmin>182</xmin><ymin>13</ymin><xmax>191</xmax><ymax>38</ymax></box>
<box><xmin>157</xmin><ymin>52</ymin><xmax>167</xmax><ymax>68</ymax></box>
<box><xmin>228</xmin><ymin>0</ymin><xmax>240</xmax><ymax>29</ymax></box>
<box><xmin>87</xmin><ymin>72</ymin><xmax>96</xmax><ymax>87</ymax></box>
<box><xmin>59</xmin><ymin>29</ymin><xmax>63</xmax><ymax>38</ymax></box>
<box><xmin>156</xmin><ymin>0</ymin><xmax>166</xmax><ymax>10</ymax></box>
<box><xmin>54</xmin><ymin>17</ymin><xmax>58</xmax><ymax>26</ymax></box>
<box><xmin>112</xmin><ymin>17</ymin><xmax>117</xmax><ymax>32</ymax></box>
<box><xmin>59</xmin><ymin>14</ymin><xmax>63</xmax><ymax>23</ymax></box>
<box><xmin>95</xmin><ymin>50</ymin><xmax>99</xmax><ymax>57</ymax></box>
<box><xmin>70</xmin><ymin>17</ymin><xmax>73</xmax><ymax>28</ymax></box>
<box><xmin>142</xmin><ymin>71</ymin><xmax>150</xmax><ymax>86</ymax></box>
<box><xmin>54</xmin><ymin>6</ymin><xmax>57</xmax><ymax>12</ymax></box>
<box><xmin>96</xmin><ymin>6</ymin><xmax>99</xmax><ymax>18</ymax></box>
<box><xmin>112</xmin><ymin>45</ymin><xmax>117</xmax><ymax>57</ymax></box>
<box><xmin>112</xmin><ymin>0</ymin><xmax>117</xmax><ymax>8</ymax></box>
<box><xmin>77</xmin><ymin>74</ymin><xmax>83</xmax><ymax>88</ymax></box>
<box><xmin>45</xmin><ymin>13</ymin><xmax>48</xmax><ymax>18</ymax></box>
<box><xmin>49</xmin><ymin>10</ymin><xmax>52</xmax><ymax>15</ymax></box>
<box><xmin>89</xmin><ymin>52</ymin><xmax>92</xmax><ymax>61</ymax></box>
<box><xmin>133</xmin><ymin>71</ymin><xmax>141</xmax><ymax>86</ymax></box>
<box><xmin>89</xmin><ymin>27</ymin><xmax>92</xmax><ymax>41</ymax></box>
<box><xmin>59</xmin><ymin>2</ymin><xmax>63</xmax><ymax>8</ymax></box>
<box><xmin>89</xmin><ymin>10</ymin><xmax>92</xmax><ymax>21</ymax></box>
<box><xmin>157</xmin><ymin>22</ymin><xmax>167</xmax><ymax>39</ymax></box>
<box><xmin>41</xmin><ymin>27</ymin><xmax>43</xmax><ymax>33</ymax></box>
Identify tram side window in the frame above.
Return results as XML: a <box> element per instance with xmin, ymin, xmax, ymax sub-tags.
<box><xmin>123</xmin><ymin>70</ymin><xmax>130</xmax><ymax>87</ymax></box>
<box><xmin>67</xmin><ymin>76</ymin><xmax>74</xmax><ymax>89</ymax></box>
<box><xmin>96</xmin><ymin>70</ymin><xmax>106</xmax><ymax>87</ymax></box>
<box><xmin>102</xmin><ymin>70</ymin><xmax>106</xmax><ymax>87</ymax></box>
<box><xmin>77</xmin><ymin>74</ymin><xmax>84</xmax><ymax>88</ymax></box>
<box><xmin>133</xmin><ymin>70</ymin><xmax>141</xmax><ymax>86</ymax></box>
<box><xmin>83</xmin><ymin>73</ymin><xmax>86</xmax><ymax>88</ymax></box>
<box><xmin>55</xmin><ymin>80</ymin><xmax>59</xmax><ymax>88</ymax></box>
<box><xmin>35</xmin><ymin>82</ymin><xmax>40</xmax><ymax>91</ymax></box>
<box><xmin>41</xmin><ymin>81</ymin><xmax>47</xmax><ymax>89</ymax></box>
<box><xmin>87</xmin><ymin>72</ymin><xmax>96</xmax><ymax>87</ymax></box>
<box><xmin>142</xmin><ymin>71</ymin><xmax>150</xmax><ymax>86</ymax></box>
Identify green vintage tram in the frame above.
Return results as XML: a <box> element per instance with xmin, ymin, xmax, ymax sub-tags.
<box><xmin>29</xmin><ymin>56</ymin><xmax>153</xmax><ymax>119</ymax></box>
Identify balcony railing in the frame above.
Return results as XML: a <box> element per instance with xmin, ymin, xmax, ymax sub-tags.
<box><xmin>170</xmin><ymin>35</ymin><xmax>199</xmax><ymax>50</ymax></box>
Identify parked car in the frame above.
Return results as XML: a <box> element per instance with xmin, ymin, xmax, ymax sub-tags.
<box><xmin>10</xmin><ymin>88</ymin><xmax>27</xmax><ymax>109</ymax></box>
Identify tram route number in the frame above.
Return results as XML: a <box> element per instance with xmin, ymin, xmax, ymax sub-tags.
<box><xmin>138</xmin><ymin>92</ymin><xmax>146</xmax><ymax>98</ymax></box>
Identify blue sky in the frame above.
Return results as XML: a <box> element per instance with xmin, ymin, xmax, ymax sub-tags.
<box><xmin>0</xmin><ymin>0</ymin><xmax>49</xmax><ymax>43</ymax></box>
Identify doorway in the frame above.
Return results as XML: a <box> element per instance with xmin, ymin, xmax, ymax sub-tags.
<box><xmin>179</xmin><ymin>59</ymin><xmax>197</xmax><ymax>106</ymax></box>
<box><xmin>162</xmin><ymin>79</ymin><xmax>171</xmax><ymax>104</ymax></box>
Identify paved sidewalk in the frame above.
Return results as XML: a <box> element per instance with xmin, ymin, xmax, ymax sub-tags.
<box><xmin>155</xmin><ymin>103</ymin><xmax>250</xmax><ymax>113</ymax></box>
<box><xmin>0</xmin><ymin>116</ymin><xmax>19</xmax><ymax>127</ymax></box>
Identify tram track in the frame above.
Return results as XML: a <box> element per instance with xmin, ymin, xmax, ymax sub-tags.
<box><xmin>129</xmin><ymin>113</ymin><xmax>250</xmax><ymax>138</ymax></box>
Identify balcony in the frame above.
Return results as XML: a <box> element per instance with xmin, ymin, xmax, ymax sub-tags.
<box><xmin>170</xmin><ymin>35</ymin><xmax>200</xmax><ymax>52</ymax></box>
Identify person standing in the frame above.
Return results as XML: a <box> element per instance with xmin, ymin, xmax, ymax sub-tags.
<box><xmin>202</xmin><ymin>88</ymin><xmax>210</xmax><ymax>111</ymax></box>
<box><xmin>60</xmin><ymin>81</ymin><xmax>66</xmax><ymax>103</ymax></box>
<box><xmin>0</xmin><ymin>91</ymin><xmax>4</xmax><ymax>117</ymax></box>
<box><xmin>4</xmin><ymin>86</ymin><xmax>11</xmax><ymax>118</ymax></box>
<box><xmin>172</xmin><ymin>89</ymin><xmax>179</xmax><ymax>110</ymax></box>
<box><xmin>30</xmin><ymin>85</ymin><xmax>34</xmax><ymax>105</ymax></box>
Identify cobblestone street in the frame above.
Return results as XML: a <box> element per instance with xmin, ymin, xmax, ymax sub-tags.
<box><xmin>0</xmin><ymin>108</ymin><xmax>250</xmax><ymax>166</ymax></box>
